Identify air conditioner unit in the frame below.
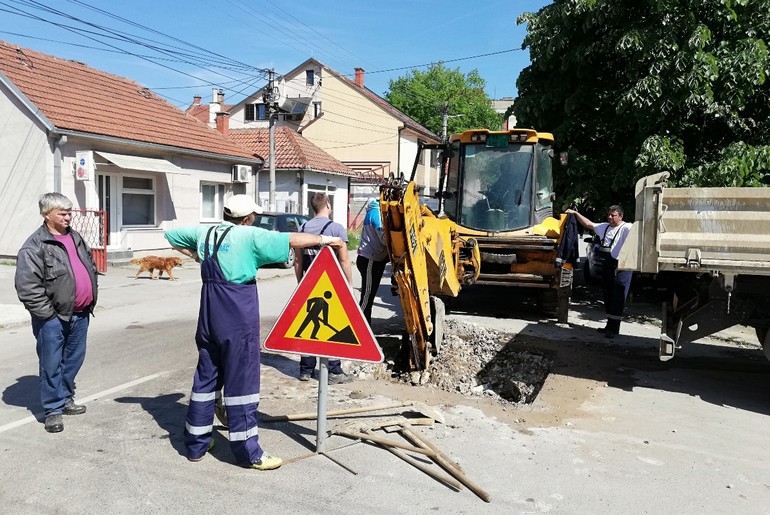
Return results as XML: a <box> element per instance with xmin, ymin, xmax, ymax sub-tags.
<box><xmin>232</xmin><ymin>165</ymin><xmax>251</xmax><ymax>183</ymax></box>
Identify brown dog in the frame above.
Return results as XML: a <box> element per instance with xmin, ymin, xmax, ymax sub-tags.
<box><xmin>130</xmin><ymin>256</ymin><xmax>183</xmax><ymax>280</ymax></box>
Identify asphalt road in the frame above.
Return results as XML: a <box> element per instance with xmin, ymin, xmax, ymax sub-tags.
<box><xmin>1</xmin><ymin>261</ymin><xmax>770</xmax><ymax>514</ymax></box>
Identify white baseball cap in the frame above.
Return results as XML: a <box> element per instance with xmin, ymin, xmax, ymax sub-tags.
<box><xmin>224</xmin><ymin>195</ymin><xmax>263</xmax><ymax>217</ymax></box>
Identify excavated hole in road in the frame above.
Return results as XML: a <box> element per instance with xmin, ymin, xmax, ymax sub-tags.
<box><xmin>352</xmin><ymin>319</ymin><xmax>554</xmax><ymax>405</ymax></box>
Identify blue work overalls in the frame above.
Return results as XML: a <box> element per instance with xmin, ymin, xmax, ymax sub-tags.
<box><xmin>185</xmin><ymin>226</ymin><xmax>264</xmax><ymax>464</ymax></box>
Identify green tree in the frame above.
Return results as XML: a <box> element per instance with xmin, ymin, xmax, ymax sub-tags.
<box><xmin>385</xmin><ymin>63</ymin><xmax>502</xmax><ymax>138</ymax></box>
<box><xmin>515</xmin><ymin>0</ymin><xmax>770</xmax><ymax>217</ymax></box>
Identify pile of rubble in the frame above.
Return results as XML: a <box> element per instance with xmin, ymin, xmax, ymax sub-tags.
<box><xmin>416</xmin><ymin>320</ymin><xmax>553</xmax><ymax>404</ymax></box>
<box><xmin>352</xmin><ymin>320</ymin><xmax>553</xmax><ymax>405</ymax></box>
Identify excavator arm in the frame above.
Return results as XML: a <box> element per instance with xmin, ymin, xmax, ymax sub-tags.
<box><xmin>380</xmin><ymin>175</ymin><xmax>480</xmax><ymax>370</ymax></box>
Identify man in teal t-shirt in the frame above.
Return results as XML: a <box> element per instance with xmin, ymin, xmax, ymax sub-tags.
<box><xmin>165</xmin><ymin>195</ymin><xmax>343</xmax><ymax>471</ymax></box>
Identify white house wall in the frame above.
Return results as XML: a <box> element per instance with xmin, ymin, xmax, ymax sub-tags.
<box><xmin>301</xmin><ymin>72</ymin><xmax>402</xmax><ymax>169</ymax></box>
<box><xmin>0</xmin><ymin>84</ymin><xmax>54</xmax><ymax>258</ymax></box>
<box><xmin>59</xmin><ymin>138</ymin><xmax>252</xmax><ymax>254</ymax></box>
<box><xmin>256</xmin><ymin>170</ymin><xmax>301</xmax><ymax>214</ymax></box>
<box><xmin>256</xmin><ymin>169</ymin><xmax>349</xmax><ymax>229</ymax></box>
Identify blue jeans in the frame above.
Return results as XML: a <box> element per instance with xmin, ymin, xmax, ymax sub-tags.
<box><xmin>32</xmin><ymin>313</ymin><xmax>90</xmax><ymax>415</ymax></box>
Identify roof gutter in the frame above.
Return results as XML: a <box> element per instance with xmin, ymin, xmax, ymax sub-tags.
<box><xmin>53</xmin><ymin>128</ymin><xmax>262</xmax><ymax>165</ymax></box>
<box><xmin>397</xmin><ymin>125</ymin><xmax>403</xmax><ymax>175</ymax></box>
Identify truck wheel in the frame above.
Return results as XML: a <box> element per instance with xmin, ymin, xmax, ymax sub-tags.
<box><xmin>756</xmin><ymin>327</ymin><xmax>770</xmax><ymax>362</ymax></box>
<box><xmin>429</xmin><ymin>296</ymin><xmax>445</xmax><ymax>356</ymax></box>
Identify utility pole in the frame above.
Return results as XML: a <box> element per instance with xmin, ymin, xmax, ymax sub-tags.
<box><xmin>264</xmin><ymin>69</ymin><xmax>279</xmax><ymax>211</ymax></box>
<box><xmin>440</xmin><ymin>102</ymin><xmax>463</xmax><ymax>142</ymax></box>
<box><xmin>441</xmin><ymin>102</ymin><xmax>449</xmax><ymax>143</ymax></box>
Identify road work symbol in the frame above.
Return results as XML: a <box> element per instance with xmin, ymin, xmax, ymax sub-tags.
<box><xmin>294</xmin><ymin>290</ymin><xmax>357</xmax><ymax>344</ymax></box>
<box><xmin>264</xmin><ymin>246</ymin><xmax>384</xmax><ymax>363</ymax></box>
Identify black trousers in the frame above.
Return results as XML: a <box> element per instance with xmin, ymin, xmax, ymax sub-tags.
<box><xmin>602</xmin><ymin>257</ymin><xmax>632</xmax><ymax>333</ymax></box>
<box><xmin>356</xmin><ymin>255</ymin><xmax>387</xmax><ymax>324</ymax></box>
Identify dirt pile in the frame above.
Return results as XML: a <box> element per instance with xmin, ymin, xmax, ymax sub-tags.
<box><xmin>352</xmin><ymin>320</ymin><xmax>553</xmax><ymax>405</ymax></box>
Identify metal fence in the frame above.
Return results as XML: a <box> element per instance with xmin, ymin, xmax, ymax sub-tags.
<box><xmin>71</xmin><ymin>209</ymin><xmax>107</xmax><ymax>273</ymax></box>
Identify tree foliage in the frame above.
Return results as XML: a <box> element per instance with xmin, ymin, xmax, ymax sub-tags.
<box><xmin>385</xmin><ymin>63</ymin><xmax>502</xmax><ymax>138</ymax></box>
<box><xmin>515</xmin><ymin>0</ymin><xmax>770</xmax><ymax>216</ymax></box>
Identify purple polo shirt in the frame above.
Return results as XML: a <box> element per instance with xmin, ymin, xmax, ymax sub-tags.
<box><xmin>55</xmin><ymin>233</ymin><xmax>94</xmax><ymax>312</ymax></box>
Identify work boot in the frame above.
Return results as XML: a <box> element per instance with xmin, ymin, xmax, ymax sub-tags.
<box><xmin>299</xmin><ymin>373</ymin><xmax>311</xmax><ymax>382</ymax></box>
<box><xmin>249</xmin><ymin>454</ymin><xmax>282</xmax><ymax>471</ymax></box>
<box><xmin>63</xmin><ymin>400</ymin><xmax>86</xmax><ymax>415</ymax></box>
<box><xmin>44</xmin><ymin>413</ymin><xmax>64</xmax><ymax>433</ymax></box>
<box><xmin>605</xmin><ymin>319</ymin><xmax>621</xmax><ymax>337</ymax></box>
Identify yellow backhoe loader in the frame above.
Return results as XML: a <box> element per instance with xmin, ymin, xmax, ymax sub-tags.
<box><xmin>381</xmin><ymin>128</ymin><xmax>573</xmax><ymax>370</ymax></box>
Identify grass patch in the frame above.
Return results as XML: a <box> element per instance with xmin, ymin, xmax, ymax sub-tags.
<box><xmin>347</xmin><ymin>229</ymin><xmax>361</xmax><ymax>251</ymax></box>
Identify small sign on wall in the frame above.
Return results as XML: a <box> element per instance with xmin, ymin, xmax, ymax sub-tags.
<box><xmin>75</xmin><ymin>150</ymin><xmax>94</xmax><ymax>181</ymax></box>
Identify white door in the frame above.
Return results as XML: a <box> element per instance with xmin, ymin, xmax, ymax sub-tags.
<box><xmin>96</xmin><ymin>173</ymin><xmax>122</xmax><ymax>249</ymax></box>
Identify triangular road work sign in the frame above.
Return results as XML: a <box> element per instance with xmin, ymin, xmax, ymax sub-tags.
<box><xmin>264</xmin><ymin>246</ymin><xmax>384</xmax><ymax>363</ymax></box>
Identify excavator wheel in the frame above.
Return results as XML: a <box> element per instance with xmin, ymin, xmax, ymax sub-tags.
<box><xmin>536</xmin><ymin>289</ymin><xmax>559</xmax><ymax>317</ymax></box>
<box><xmin>428</xmin><ymin>296</ymin><xmax>445</xmax><ymax>356</ymax></box>
<box><xmin>755</xmin><ymin>327</ymin><xmax>770</xmax><ymax>363</ymax></box>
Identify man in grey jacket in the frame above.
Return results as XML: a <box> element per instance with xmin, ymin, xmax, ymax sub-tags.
<box><xmin>15</xmin><ymin>193</ymin><xmax>98</xmax><ymax>433</ymax></box>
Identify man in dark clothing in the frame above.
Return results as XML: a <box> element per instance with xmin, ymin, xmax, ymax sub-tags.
<box><xmin>566</xmin><ymin>205</ymin><xmax>633</xmax><ymax>337</ymax></box>
<box><xmin>357</xmin><ymin>199</ymin><xmax>389</xmax><ymax>324</ymax></box>
<box><xmin>15</xmin><ymin>193</ymin><xmax>98</xmax><ymax>433</ymax></box>
<box><xmin>294</xmin><ymin>192</ymin><xmax>353</xmax><ymax>384</ymax></box>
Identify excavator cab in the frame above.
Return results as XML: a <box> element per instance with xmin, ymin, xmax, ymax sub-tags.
<box><xmin>439</xmin><ymin>129</ymin><xmax>555</xmax><ymax>233</ymax></box>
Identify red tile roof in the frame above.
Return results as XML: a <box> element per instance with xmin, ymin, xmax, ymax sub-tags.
<box><xmin>185</xmin><ymin>102</ymin><xmax>209</xmax><ymax>124</ymax></box>
<box><xmin>229</xmin><ymin>126</ymin><xmax>356</xmax><ymax>176</ymax></box>
<box><xmin>0</xmin><ymin>40</ymin><xmax>256</xmax><ymax>160</ymax></box>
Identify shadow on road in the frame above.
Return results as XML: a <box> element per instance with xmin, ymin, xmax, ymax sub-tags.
<box><xmin>2</xmin><ymin>375</ymin><xmax>42</xmax><ymax>420</ymax></box>
<box><xmin>374</xmin><ymin>273</ymin><xmax>770</xmax><ymax>417</ymax></box>
<box><xmin>114</xmin><ymin>393</ymin><xmax>188</xmax><ymax>457</ymax></box>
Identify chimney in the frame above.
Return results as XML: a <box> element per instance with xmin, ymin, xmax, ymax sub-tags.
<box><xmin>193</xmin><ymin>95</ymin><xmax>201</xmax><ymax>105</ymax></box>
<box><xmin>354</xmin><ymin>67</ymin><xmax>365</xmax><ymax>87</ymax></box>
<box><xmin>215</xmin><ymin>112</ymin><xmax>229</xmax><ymax>137</ymax></box>
<box><xmin>209</xmin><ymin>88</ymin><xmax>223</xmax><ymax>127</ymax></box>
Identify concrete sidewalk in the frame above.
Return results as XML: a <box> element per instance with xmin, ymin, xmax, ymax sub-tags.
<box><xmin>0</xmin><ymin>260</ymin><xmax>294</xmax><ymax>329</ymax></box>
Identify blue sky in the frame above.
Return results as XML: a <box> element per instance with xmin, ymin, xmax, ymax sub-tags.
<box><xmin>0</xmin><ymin>0</ymin><xmax>552</xmax><ymax>108</ymax></box>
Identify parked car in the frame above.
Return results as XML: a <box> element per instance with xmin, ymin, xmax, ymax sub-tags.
<box><xmin>582</xmin><ymin>234</ymin><xmax>607</xmax><ymax>284</ymax></box>
<box><xmin>252</xmin><ymin>212</ymin><xmax>310</xmax><ymax>269</ymax></box>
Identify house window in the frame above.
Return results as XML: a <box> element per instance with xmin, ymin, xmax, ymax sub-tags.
<box><xmin>313</xmin><ymin>101</ymin><xmax>322</xmax><ymax>118</ymax></box>
<box><xmin>245</xmin><ymin>104</ymin><xmax>268</xmax><ymax>121</ymax></box>
<box><xmin>430</xmin><ymin>149</ymin><xmax>438</xmax><ymax>168</ymax></box>
<box><xmin>306</xmin><ymin>70</ymin><xmax>314</xmax><ymax>86</ymax></box>
<box><xmin>201</xmin><ymin>183</ymin><xmax>226</xmax><ymax>220</ymax></box>
<box><xmin>121</xmin><ymin>176</ymin><xmax>155</xmax><ymax>226</ymax></box>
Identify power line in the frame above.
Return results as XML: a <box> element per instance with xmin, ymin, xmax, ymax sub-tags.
<box><xmin>366</xmin><ymin>48</ymin><xmax>523</xmax><ymax>75</ymax></box>
<box><xmin>261</xmin><ymin>0</ymin><xmax>364</xmax><ymax>65</ymax></box>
